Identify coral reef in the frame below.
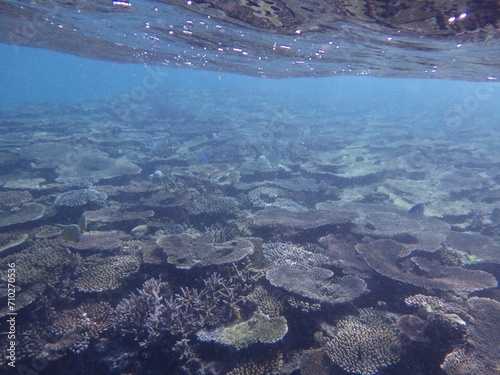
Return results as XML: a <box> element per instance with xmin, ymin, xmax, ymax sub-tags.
<box><xmin>114</xmin><ymin>277</ymin><xmax>171</xmax><ymax>345</ymax></box>
<box><xmin>266</xmin><ymin>265</ymin><xmax>366</xmax><ymax>305</ymax></box>
<box><xmin>320</xmin><ymin>308</ymin><xmax>402</xmax><ymax>375</ymax></box>
<box><xmin>56</xmin><ymin>149</ymin><xmax>141</xmax><ymax>180</ymax></box>
<box><xmin>74</xmin><ymin>253</ymin><xmax>140</xmax><ymax>292</ymax></box>
<box><xmin>54</xmin><ymin>188</ymin><xmax>107</xmax><ymax>207</ymax></box>
<box><xmin>114</xmin><ymin>272</ymin><xmax>252</xmax><ymax>344</ymax></box>
<box><xmin>356</xmin><ymin>239</ymin><xmax>498</xmax><ymax>293</ymax></box>
<box><xmin>0</xmin><ymin>190</ymin><xmax>33</xmax><ymax>208</ymax></box>
<box><xmin>0</xmin><ymin>239</ymin><xmax>76</xmax><ymax>285</ymax></box>
<box><xmin>64</xmin><ymin>231</ymin><xmax>123</xmax><ymax>252</ymax></box>
<box><xmin>157</xmin><ymin>231</ymin><xmax>254</xmax><ymax>269</ymax></box>
<box><xmin>197</xmin><ymin>312</ymin><xmax>288</xmax><ymax>350</ymax></box>
<box><xmin>55</xmin><ymin>175</ymin><xmax>97</xmax><ymax>188</ymax></box>
<box><xmin>85</xmin><ymin>206</ymin><xmax>155</xmax><ymax>224</ymax></box>
<box><xmin>0</xmin><ymin>202</ymin><xmax>45</xmax><ymax>228</ymax></box>
<box><xmin>253</xmin><ymin>208</ymin><xmax>358</xmax><ymax>229</ymax></box>
<box><xmin>225</xmin><ymin>350</ymin><xmax>283</xmax><ymax>375</ymax></box>
<box><xmin>247</xmin><ymin>285</ymin><xmax>283</xmax><ymax>317</ymax></box>
<box><xmin>441</xmin><ymin>297</ymin><xmax>500</xmax><ymax>374</ymax></box>
<box><xmin>48</xmin><ymin>302</ymin><xmax>114</xmax><ymax>355</ymax></box>
<box><xmin>299</xmin><ymin>349</ymin><xmax>336</xmax><ymax>375</ymax></box>
<box><xmin>1</xmin><ymin>83</ymin><xmax>499</xmax><ymax>375</ymax></box>
<box><xmin>263</xmin><ymin>241</ymin><xmax>329</xmax><ymax>269</ymax></box>
<box><xmin>184</xmin><ymin>194</ymin><xmax>239</xmax><ymax>215</ymax></box>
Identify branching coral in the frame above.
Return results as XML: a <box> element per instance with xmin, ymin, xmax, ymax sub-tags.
<box><xmin>321</xmin><ymin>308</ymin><xmax>402</xmax><ymax>375</ymax></box>
<box><xmin>114</xmin><ymin>272</ymin><xmax>253</xmax><ymax>345</ymax></box>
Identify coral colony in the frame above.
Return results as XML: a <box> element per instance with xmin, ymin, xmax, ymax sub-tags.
<box><xmin>0</xmin><ymin>105</ymin><xmax>499</xmax><ymax>374</ymax></box>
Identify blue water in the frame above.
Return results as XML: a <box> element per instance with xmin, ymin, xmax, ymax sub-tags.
<box><xmin>2</xmin><ymin>43</ymin><xmax>499</xmax><ymax>122</ymax></box>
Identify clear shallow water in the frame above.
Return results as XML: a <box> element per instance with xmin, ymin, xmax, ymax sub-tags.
<box><xmin>0</xmin><ymin>38</ymin><xmax>500</xmax><ymax>375</ymax></box>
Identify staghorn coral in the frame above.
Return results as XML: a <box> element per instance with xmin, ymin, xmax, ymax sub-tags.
<box><xmin>183</xmin><ymin>194</ymin><xmax>239</xmax><ymax>215</ymax></box>
<box><xmin>114</xmin><ymin>277</ymin><xmax>171</xmax><ymax>345</ymax></box>
<box><xmin>74</xmin><ymin>253</ymin><xmax>140</xmax><ymax>292</ymax></box>
<box><xmin>266</xmin><ymin>265</ymin><xmax>366</xmax><ymax>305</ymax></box>
<box><xmin>253</xmin><ymin>208</ymin><xmax>358</xmax><ymax>229</ymax></box>
<box><xmin>0</xmin><ymin>190</ymin><xmax>33</xmax><ymax>209</ymax></box>
<box><xmin>356</xmin><ymin>239</ymin><xmax>498</xmax><ymax>293</ymax></box>
<box><xmin>321</xmin><ymin>308</ymin><xmax>402</xmax><ymax>375</ymax></box>
<box><xmin>197</xmin><ymin>313</ymin><xmax>288</xmax><ymax>350</ymax></box>
<box><xmin>157</xmin><ymin>231</ymin><xmax>254</xmax><ymax>269</ymax></box>
<box><xmin>263</xmin><ymin>241</ymin><xmax>329</xmax><ymax>269</ymax></box>
<box><xmin>54</xmin><ymin>188</ymin><xmax>107</xmax><ymax>207</ymax></box>
<box><xmin>115</xmin><ymin>273</ymin><xmax>250</xmax><ymax>342</ymax></box>
<box><xmin>64</xmin><ymin>231</ymin><xmax>123</xmax><ymax>252</ymax></box>
<box><xmin>163</xmin><ymin>272</ymin><xmax>248</xmax><ymax>336</ymax></box>
<box><xmin>0</xmin><ymin>202</ymin><xmax>45</xmax><ymax>228</ymax></box>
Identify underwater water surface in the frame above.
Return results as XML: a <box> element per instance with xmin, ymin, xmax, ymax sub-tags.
<box><xmin>0</xmin><ymin>4</ymin><xmax>500</xmax><ymax>375</ymax></box>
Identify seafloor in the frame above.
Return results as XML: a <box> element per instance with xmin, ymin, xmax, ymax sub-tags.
<box><xmin>0</xmin><ymin>85</ymin><xmax>499</xmax><ymax>375</ymax></box>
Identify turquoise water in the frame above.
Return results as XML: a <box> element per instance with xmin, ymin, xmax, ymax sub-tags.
<box><xmin>0</xmin><ymin>41</ymin><xmax>500</xmax><ymax>375</ymax></box>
